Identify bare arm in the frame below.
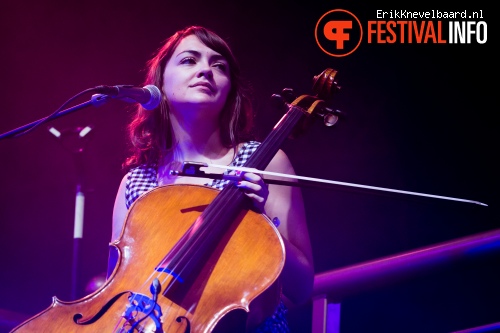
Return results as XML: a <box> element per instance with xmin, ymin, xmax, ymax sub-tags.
<box><xmin>238</xmin><ymin>149</ymin><xmax>314</xmax><ymax>305</ymax></box>
<box><xmin>265</xmin><ymin>149</ymin><xmax>314</xmax><ymax>305</ymax></box>
<box><xmin>111</xmin><ymin>174</ymin><xmax>128</xmax><ymax>242</ymax></box>
<box><xmin>106</xmin><ymin>175</ymin><xmax>128</xmax><ymax>278</ymax></box>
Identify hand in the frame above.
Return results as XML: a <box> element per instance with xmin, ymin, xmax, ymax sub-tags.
<box><xmin>235</xmin><ymin>172</ymin><xmax>269</xmax><ymax>213</ymax></box>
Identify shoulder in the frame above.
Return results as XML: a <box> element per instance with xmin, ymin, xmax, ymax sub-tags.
<box><xmin>235</xmin><ymin>142</ymin><xmax>294</xmax><ymax>174</ymax></box>
<box><xmin>125</xmin><ymin>164</ymin><xmax>157</xmax><ymax>188</ymax></box>
<box><xmin>231</xmin><ymin>141</ymin><xmax>261</xmax><ymax>166</ymax></box>
<box><xmin>266</xmin><ymin>149</ymin><xmax>295</xmax><ymax>175</ymax></box>
<box><xmin>127</xmin><ymin>164</ymin><xmax>157</xmax><ymax>179</ymax></box>
<box><xmin>237</xmin><ymin>140</ymin><xmax>261</xmax><ymax>155</ymax></box>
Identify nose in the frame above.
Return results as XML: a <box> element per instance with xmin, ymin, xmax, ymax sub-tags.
<box><xmin>197</xmin><ymin>63</ymin><xmax>213</xmax><ymax>80</ymax></box>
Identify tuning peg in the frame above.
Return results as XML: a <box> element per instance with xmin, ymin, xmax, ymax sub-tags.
<box><xmin>320</xmin><ymin>107</ymin><xmax>343</xmax><ymax>127</ymax></box>
<box><xmin>324</xmin><ymin>113</ymin><xmax>339</xmax><ymax>127</ymax></box>
<box><xmin>270</xmin><ymin>88</ymin><xmax>297</xmax><ymax>110</ymax></box>
<box><xmin>270</xmin><ymin>94</ymin><xmax>286</xmax><ymax>110</ymax></box>
<box><xmin>281</xmin><ymin>88</ymin><xmax>296</xmax><ymax>103</ymax></box>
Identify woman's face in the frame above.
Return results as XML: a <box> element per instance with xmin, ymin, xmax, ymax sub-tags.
<box><xmin>162</xmin><ymin>35</ymin><xmax>231</xmax><ymax>117</ymax></box>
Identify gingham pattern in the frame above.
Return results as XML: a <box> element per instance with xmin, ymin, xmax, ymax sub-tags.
<box><xmin>125</xmin><ymin>141</ymin><xmax>261</xmax><ymax>209</ymax></box>
<box><xmin>208</xmin><ymin>140</ymin><xmax>260</xmax><ymax>190</ymax></box>
<box><xmin>124</xmin><ymin>140</ymin><xmax>289</xmax><ymax>332</ymax></box>
<box><xmin>125</xmin><ymin>165</ymin><xmax>158</xmax><ymax>209</ymax></box>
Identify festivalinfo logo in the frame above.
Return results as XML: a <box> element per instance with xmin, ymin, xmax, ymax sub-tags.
<box><xmin>315</xmin><ymin>9</ymin><xmax>487</xmax><ymax>57</ymax></box>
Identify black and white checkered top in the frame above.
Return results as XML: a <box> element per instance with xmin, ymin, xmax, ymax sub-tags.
<box><xmin>125</xmin><ymin>141</ymin><xmax>261</xmax><ymax>209</ymax></box>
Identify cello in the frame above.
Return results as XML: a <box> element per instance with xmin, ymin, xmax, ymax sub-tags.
<box><xmin>10</xmin><ymin>68</ymin><xmax>340</xmax><ymax>333</ymax></box>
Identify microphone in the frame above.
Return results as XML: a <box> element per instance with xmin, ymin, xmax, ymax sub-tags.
<box><xmin>95</xmin><ymin>84</ymin><xmax>161</xmax><ymax>110</ymax></box>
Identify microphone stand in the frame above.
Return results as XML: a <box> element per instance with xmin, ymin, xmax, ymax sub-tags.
<box><xmin>0</xmin><ymin>93</ymin><xmax>110</xmax><ymax>300</ymax></box>
<box><xmin>48</xmin><ymin>125</ymin><xmax>94</xmax><ymax>300</ymax></box>
<box><xmin>0</xmin><ymin>94</ymin><xmax>109</xmax><ymax>140</ymax></box>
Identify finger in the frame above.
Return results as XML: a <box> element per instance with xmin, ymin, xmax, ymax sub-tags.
<box><xmin>241</xmin><ymin>172</ymin><xmax>257</xmax><ymax>180</ymax></box>
<box><xmin>242</xmin><ymin>173</ymin><xmax>268</xmax><ymax>191</ymax></box>
<box><xmin>241</xmin><ymin>172</ymin><xmax>264</xmax><ymax>184</ymax></box>
<box><xmin>243</xmin><ymin>192</ymin><xmax>265</xmax><ymax>203</ymax></box>
<box><xmin>236</xmin><ymin>180</ymin><xmax>269</xmax><ymax>197</ymax></box>
<box><xmin>236</xmin><ymin>180</ymin><xmax>256</xmax><ymax>191</ymax></box>
<box><xmin>243</xmin><ymin>192</ymin><xmax>266</xmax><ymax>213</ymax></box>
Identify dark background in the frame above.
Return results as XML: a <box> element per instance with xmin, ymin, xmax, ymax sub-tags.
<box><xmin>0</xmin><ymin>1</ymin><xmax>497</xmax><ymax>332</ymax></box>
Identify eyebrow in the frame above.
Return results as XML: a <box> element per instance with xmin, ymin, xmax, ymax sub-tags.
<box><xmin>176</xmin><ymin>49</ymin><xmax>228</xmax><ymax>62</ymax></box>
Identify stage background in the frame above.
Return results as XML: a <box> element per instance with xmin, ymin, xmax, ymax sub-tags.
<box><xmin>0</xmin><ymin>1</ymin><xmax>497</xmax><ymax>332</ymax></box>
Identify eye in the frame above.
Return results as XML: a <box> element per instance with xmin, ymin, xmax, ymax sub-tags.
<box><xmin>180</xmin><ymin>57</ymin><xmax>196</xmax><ymax>65</ymax></box>
<box><xmin>213</xmin><ymin>61</ymin><xmax>228</xmax><ymax>73</ymax></box>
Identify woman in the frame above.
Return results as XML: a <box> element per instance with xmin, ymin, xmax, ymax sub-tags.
<box><xmin>110</xmin><ymin>26</ymin><xmax>314</xmax><ymax>332</ymax></box>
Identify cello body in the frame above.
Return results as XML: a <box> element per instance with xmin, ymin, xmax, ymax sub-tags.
<box><xmin>11</xmin><ymin>185</ymin><xmax>285</xmax><ymax>332</ymax></box>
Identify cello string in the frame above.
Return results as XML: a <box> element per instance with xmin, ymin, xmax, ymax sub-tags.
<box><xmin>151</xmin><ymin>105</ymin><xmax>302</xmax><ymax>299</ymax></box>
<box><xmin>154</xmin><ymin>185</ymin><xmax>244</xmax><ymax>295</ymax></box>
<box><xmin>151</xmin><ymin>110</ymin><xmax>289</xmax><ymax>298</ymax></box>
<box><xmin>112</xmin><ymin>316</ymin><xmax>126</xmax><ymax>333</ymax></box>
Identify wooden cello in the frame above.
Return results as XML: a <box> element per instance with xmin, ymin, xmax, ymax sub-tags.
<box><xmin>11</xmin><ymin>68</ymin><xmax>340</xmax><ymax>333</ymax></box>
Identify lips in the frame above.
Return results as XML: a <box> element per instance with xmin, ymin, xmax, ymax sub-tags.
<box><xmin>191</xmin><ymin>81</ymin><xmax>214</xmax><ymax>93</ymax></box>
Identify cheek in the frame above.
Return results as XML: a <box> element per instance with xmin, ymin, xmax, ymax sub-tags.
<box><xmin>162</xmin><ymin>67</ymin><xmax>180</xmax><ymax>99</ymax></box>
<box><xmin>220</xmin><ymin>78</ymin><xmax>232</xmax><ymax>99</ymax></box>
<box><xmin>163</xmin><ymin>79</ymin><xmax>180</xmax><ymax>100</ymax></box>
<box><xmin>164</xmin><ymin>84</ymin><xmax>174</xmax><ymax>98</ymax></box>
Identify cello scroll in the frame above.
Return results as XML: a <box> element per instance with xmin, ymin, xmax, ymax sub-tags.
<box><xmin>271</xmin><ymin>68</ymin><xmax>342</xmax><ymax>138</ymax></box>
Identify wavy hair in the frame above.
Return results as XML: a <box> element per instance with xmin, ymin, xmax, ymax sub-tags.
<box><xmin>124</xmin><ymin>26</ymin><xmax>255</xmax><ymax>169</ymax></box>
